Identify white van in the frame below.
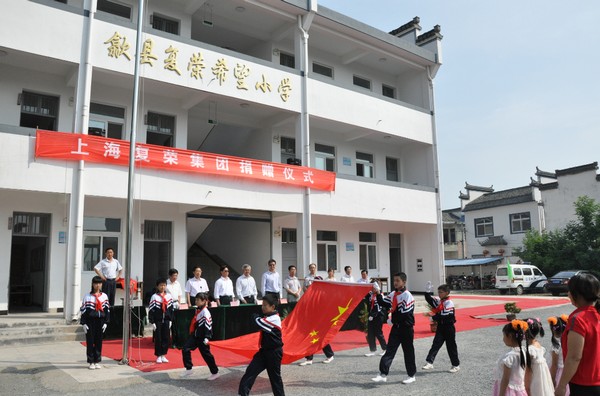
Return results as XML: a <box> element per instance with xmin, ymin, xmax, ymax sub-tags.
<box><xmin>495</xmin><ymin>264</ymin><xmax>547</xmax><ymax>295</ymax></box>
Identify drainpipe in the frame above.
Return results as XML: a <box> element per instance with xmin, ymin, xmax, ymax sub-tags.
<box><xmin>66</xmin><ymin>0</ymin><xmax>96</xmax><ymax>323</ymax></box>
<box><xmin>426</xmin><ymin>65</ymin><xmax>445</xmax><ymax>285</ymax></box>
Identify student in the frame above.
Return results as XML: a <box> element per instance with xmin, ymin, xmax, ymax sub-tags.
<box><xmin>357</xmin><ymin>269</ymin><xmax>370</xmax><ymax>284</ymax></box>
<box><xmin>492</xmin><ymin>320</ymin><xmax>528</xmax><ymax>396</ymax></box>
<box><xmin>547</xmin><ymin>315</ymin><xmax>569</xmax><ymax>393</ymax></box>
<box><xmin>340</xmin><ymin>265</ymin><xmax>355</xmax><ymax>282</ymax></box>
<box><xmin>284</xmin><ymin>265</ymin><xmax>301</xmax><ymax>302</ymax></box>
<box><xmin>80</xmin><ymin>276</ymin><xmax>110</xmax><ymax>370</ymax></box>
<box><xmin>421</xmin><ymin>284</ymin><xmax>460</xmax><ymax>372</ymax></box>
<box><xmin>149</xmin><ymin>278</ymin><xmax>174</xmax><ymax>363</ymax></box>
<box><xmin>238</xmin><ymin>294</ymin><xmax>285</xmax><ymax>396</ymax></box>
<box><xmin>523</xmin><ymin>317</ymin><xmax>554</xmax><ymax>395</ymax></box>
<box><xmin>372</xmin><ymin>272</ymin><xmax>416</xmax><ymax>384</ymax></box>
<box><xmin>364</xmin><ymin>281</ymin><xmax>387</xmax><ymax>357</ymax></box>
<box><xmin>214</xmin><ymin>266</ymin><xmax>235</xmax><ymax>306</ymax></box>
<box><xmin>181</xmin><ymin>292</ymin><xmax>220</xmax><ymax>380</ymax></box>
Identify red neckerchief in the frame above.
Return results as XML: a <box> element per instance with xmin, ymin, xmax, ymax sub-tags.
<box><xmin>160</xmin><ymin>292</ymin><xmax>167</xmax><ymax>313</ymax></box>
<box><xmin>433</xmin><ymin>296</ymin><xmax>449</xmax><ymax>314</ymax></box>
<box><xmin>93</xmin><ymin>293</ymin><xmax>103</xmax><ymax>312</ymax></box>
<box><xmin>189</xmin><ymin>308</ymin><xmax>200</xmax><ymax>334</ymax></box>
<box><xmin>370</xmin><ymin>293</ymin><xmax>376</xmax><ymax>310</ymax></box>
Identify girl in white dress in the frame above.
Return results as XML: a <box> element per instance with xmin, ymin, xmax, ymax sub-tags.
<box><xmin>492</xmin><ymin>320</ymin><xmax>529</xmax><ymax>396</ymax></box>
<box><xmin>524</xmin><ymin>318</ymin><xmax>555</xmax><ymax>396</ymax></box>
<box><xmin>548</xmin><ymin>315</ymin><xmax>570</xmax><ymax>396</ymax></box>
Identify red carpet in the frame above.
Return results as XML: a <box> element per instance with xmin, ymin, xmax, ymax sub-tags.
<box><xmin>94</xmin><ymin>295</ymin><xmax>570</xmax><ymax>372</ymax></box>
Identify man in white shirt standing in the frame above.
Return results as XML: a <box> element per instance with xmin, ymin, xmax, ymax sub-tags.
<box><xmin>340</xmin><ymin>266</ymin><xmax>355</xmax><ymax>283</ymax></box>
<box><xmin>357</xmin><ymin>269</ymin><xmax>370</xmax><ymax>284</ymax></box>
<box><xmin>284</xmin><ymin>265</ymin><xmax>301</xmax><ymax>302</ymax></box>
<box><xmin>185</xmin><ymin>266</ymin><xmax>209</xmax><ymax>306</ymax></box>
<box><xmin>261</xmin><ymin>259</ymin><xmax>281</xmax><ymax>300</ymax></box>
<box><xmin>214</xmin><ymin>266</ymin><xmax>235</xmax><ymax>306</ymax></box>
<box><xmin>303</xmin><ymin>263</ymin><xmax>320</xmax><ymax>293</ymax></box>
<box><xmin>94</xmin><ymin>247</ymin><xmax>123</xmax><ymax>308</ymax></box>
<box><xmin>166</xmin><ymin>268</ymin><xmax>185</xmax><ymax>309</ymax></box>
<box><xmin>236</xmin><ymin>264</ymin><xmax>258</xmax><ymax>304</ymax></box>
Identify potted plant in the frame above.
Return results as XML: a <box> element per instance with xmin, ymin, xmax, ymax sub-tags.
<box><xmin>482</xmin><ymin>249</ymin><xmax>490</xmax><ymax>256</ymax></box>
<box><xmin>424</xmin><ymin>304</ymin><xmax>438</xmax><ymax>332</ymax></box>
<box><xmin>504</xmin><ymin>302</ymin><xmax>521</xmax><ymax>321</ymax></box>
<box><xmin>498</xmin><ymin>248</ymin><xmax>505</xmax><ymax>256</ymax></box>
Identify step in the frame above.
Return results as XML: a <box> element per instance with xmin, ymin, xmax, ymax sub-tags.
<box><xmin>0</xmin><ymin>332</ymin><xmax>86</xmax><ymax>346</ymax></box>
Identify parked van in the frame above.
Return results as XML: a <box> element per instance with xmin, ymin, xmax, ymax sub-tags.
<box><xmin>495</xmin><ymin>264</ymin><xmax>547</xmax><ymax>295</ymax></box>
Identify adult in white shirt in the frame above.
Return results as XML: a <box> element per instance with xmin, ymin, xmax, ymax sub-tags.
<box><xmin>94</xmin><ymin>247</ymin><xmax>123</xmax><ymax>308</ymax></box>
<box><xmin>236</xmin><ymin>264</ymin><xmax>258</xmax><ymax>304</ymax></box>
<box><xmin>261</xmin><ymin>259</ymin><xmax>281</xmax><ymax>299</ymax></box>
<box><xmin>340</xmin><ymin>266</ymin><xmax>355</xmax><ymax>283</ymax></box>
<box><xmin>303</xmin><ymin>263</ymin><xmax>321</xmax><ymax>292</ymax></box>
<box><xmin>326</xmin><ymin>267</ymin><xmax>337</xmax><ymax>282</ymax></box>
<box><xmin>284</xmin><ymin>265</ymin><xmax>301</xmax><ymax>302</ymax></box>
<box><xmin>357</xmin><ymin>269</ymin><xmax>370</xmax><ymax>284</ymax></box>
<box><xmin>185</xmin><ymin>266</ymin><xmax>209</xmax><ymax>306</ymax></box>
<box><xmin>214</xmin><ymin>266</ymin><xmax>235</xmax><ymax>306</ymax></box>
<box><xmin>166</xmin><ymin>268</ymin><xmax>185</xmax><ymax>309</ymax></box>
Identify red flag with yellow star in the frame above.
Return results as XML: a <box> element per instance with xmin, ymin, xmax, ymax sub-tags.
<box><xmin>211</xmin><ymin>280</ymin><xmax>372</xmax><ymax>363</ymax></box>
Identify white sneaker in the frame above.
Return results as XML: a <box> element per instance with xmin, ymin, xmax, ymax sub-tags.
<box><xmin>156</xmin><ymin>357</ymin><xmax>163</xmax><ymax>363</ymax></box>
<box><xmin>323</xmin><ymin>356</ymin><xmax>334</xmax><ymax>364</ymax></box>
<box><xmin>449</xmin><ymin>366</ymin><xmax>460</xmax><ymax>373</ymax></box>
<box><xmin>94</xmin><ymin>363</ymin><xmax>102</xmax><ymax>369</ymax></box>
<box><xmin>422</xmin><ymin>362</ymin><xmax>434</xmax><ymax>370</ymax></box>
<box><xmin>207</xmin><ymin>373</ymin><xmax>220</xmax><ymax>381</ymax></box>
<box><xmin>379</xmin><ymin>350</ymin><xmax>386</xmax><ymax>356</ymax></box>
<box><xmin>299</xmin><ymin>359</ymin><xmax>313</xmax><ymax>366</ymax></box>
<box><xmin>180</xmin><ymin>369</ymin><xmax>193</xmax><ymax>378</ymax></box>
<box><xmin>402</xmin><ymin>376</ymin><xmax>416</xmax><ymax>384</ymax></box>
<box><xmin>365</xmin><ymin>352</ymin><xmax>376</xmax><ymax>357</ymax></box>
<box><xmin>371</xmin><ymin>374</ymin><xmax>387</xmax><ymax>383</ymax></box>
<box><xmin>88</xmin><ymin>363</ymin><xmax>96</xmax><ymax>370</ymax></box>
<box><xmin>161</xmin><ymin>356</ymin><xmax>169</xmax><ymax>363</ymax></box>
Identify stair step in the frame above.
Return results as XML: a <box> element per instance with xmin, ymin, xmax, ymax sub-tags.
<box><xmin>0</xmin><ymin>332</ymin><xmax>86</xmax><ymax>346</ymax></box>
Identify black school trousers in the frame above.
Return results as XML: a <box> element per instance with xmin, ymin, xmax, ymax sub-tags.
<box><xmin>379</xmin><ymin>324</ymin><xmax>416</xmax><ymax>377</ymax></box>
<box><xmin>366</xmin><ymin>315</ymin><xmax>387</xmax><ymax>352</ymax></box>
<box><xmin>182</xmin><ymin>336</ymin><xmax>218</xmax><ymax>374</ymax></box>
<box><xmin>425</xmin><ymin>323</ymin><xmax>459</xmax><ymax>367</ymax></box>
<box><xmin>85</xmin><ymin>318</ymin><xmax>104</xmax><ymax>364</ymax></box>
<box><xmin>239</xmin><ymin>347</ymin><xmax>285</xmax><ymax>396</ymax></box>
<box><xmin>153</xmin><ymin>320</ymin><xmax>170</xmax><ymax>356</ymax></box>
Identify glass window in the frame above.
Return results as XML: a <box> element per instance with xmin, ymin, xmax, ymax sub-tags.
<box><xmin>474</xmin><ymin>217</ymin><xmax>494</xmax><ymax>237</ymax></box>
<box><xmin>97</xmin><ymin>0</ymin><xmax>131</xmax><ymax>19</ymax></box>
<box><xmin>280</xmin><ymin>52</ymin><xmax>295</xmax><ymax>69</ymax></box>
<box><xmin>84</xmin><ymin>217</ymin><xmax>121</xmax><ymax>232</ymax></box>
<box><xmin>382</xmin><ymin>84</ymin><xmax>396</xmax><ymax>99</ymax></box>
<box><xmin>20</xmin><ymin>91</ymin><xmax>59</xmax><ymax>131</ymax></box>
<box><xmin>443</xmin><ymin>228</ymin><xmax>456</xmax><ymax>244</ymax></box>
<box><xmin>533</xmin><ymin>268</ymin><xmax>542</xmax><ymax>276</ymax></box>
<box><xmin>522</xmin><ymin>268</ymin><xmax>532</xmax><ymax>276</ymax></box>
<box><xmin>386</xmin><ymin>157</ymin><xmax>398</xmax><ymax>181</ymax></box>
<box><xmin>152</xmin><ymin>14</ymin><xmax>180</xmax><ymax>35</ymax></box>
<box><xmin>359</xmin><ymin>232</ymin><xmax>377</xmax><ymax>271</ymax></box>
<box><xmin>353</xmin><ymin>75</ymin><xmax>371</xmax><ymax>90</ymax></box>
<box><xmin>313</xmin><ymin>62</ymin><xmax>333</xmax><ymax>78</ymax></box>
<box><xmin>513</xmin><ymin>268</ymin><xmax>522</xmax><ymax>276</ymax></box>
<box><xmin>282</xmin><ymin>228</ymin><xmax>296</xmax><ymax>243</ymax></box>
<box><xmin>317</xmin><ymin>230</ymin><xmax>337</xmax><ymax>271</ymax></box>
<box><xmin>280</xmin><ymin>136</ymin><xmax>295</xmax><ymax>164</ymax></box>
<box><xmin>315</xmin><ymin>143</ymin><xmax>335</xmax><ymax>172</ymax></box>
<box><xmin>356</xmin><ymin>152</ymin><xmax>374</xmax><ymax>178</ymax></box>
<box><xmin>510</xmin><ymin>212</ymin><xmax>531</xmax><ymax>234</ymax></box>
<box><xmin>90</xmin><ymin>102</ymin><xmax>125</xmax><ymax>139</ymax></box>
<box><xmin>146</xmin><ymin>112</ymin><xmax>175</xmax><ymax>147</ymax></box>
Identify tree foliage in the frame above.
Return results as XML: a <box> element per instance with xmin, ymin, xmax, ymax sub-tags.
<box><xmin>515</xmin><ymin>196</ymin><xmax>600</xmax><ymax>275</ymax></box>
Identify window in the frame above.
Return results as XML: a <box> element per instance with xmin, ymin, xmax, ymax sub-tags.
<box><xmin>89</xmin><ymin>102</ymin><xmax>125</xmax><ymax>139</ymax></box>
<box><xmin>151</xmin><ymin>14</ymin><xmax>180</xmax><ymax>35</ymax></box>
<box><xmin>12</xmin><ymin>213</ymin><xmax>50</xmax><ymax>236</ymax></box>
<box><xmin>97</xmin><ymin>0</ymin><xmax>131</xmax><ymax>19</ymax></box>
<box><xmin>19</xmin><ymin>91</ymin><xmax>59</xmax><ymax>131</ymax></box>
<box><xmin>443</xmin><ymin>228</ymin><xmax>456</xmax><ymax>244</ymax></box>
<box><xmin>353</xmin><ymin>75</ymin><xmax>371</xmax><ymax>90</ymax></box>
<box><xmin>83</xmin><ymin>217</ymin><xmax>121</xmax><ymax>271</ymax></box>
<box><xmin>474</xmin><ymin>217</ymin><xmax>494</xmax><ymax>237</ymax></box>
<box><xmin>386</xmin><ymin>157</ymin><xmax>399</xmax><ymax>181</ymax></box>
<box><xmin>280</xmin><ymin>52</ymin><xmax>295</xmax><ymax>69</ymax></box>
<box><xmin>356</xmin><ymin>152</ymin><xmax>374</xmax><ymax>178</ymax></box>
<box><xmin>146</xmin><ymin>112</ymin><xmax>175</xmax><ymax>147</ymax></box>
<box><xmin>533</xmin><ymin>268</ymin><xmax>542</xmax><ymax>276</ymax></box>
<box><xmin>282</xmin><ymin>228</ymin><xmax>297</xmax><ymax>243</ymax></box>
<box><xmin>359</xmin><ymin>232</ymin><xmax>377</xmax><ymax>271</ymax></box>
<box><xmin>510</xmin><ymin>212</ymin><xmax>531</xmax><ymax>234</ymax></box>
<box><xmin>312</xmin><ymin>62</ymin><xmax>333</xmax><ymax>78</ymax></box>
<box><xmin>280</xmin><ymin>136</ymin><xmax>296</xmax><ymax>164</ymax></box>
<box><xmin>513</xmin><ymin>268</ymin><xmax>522</xmax><ymax>276</ymax></box>
<box><xmin>382</xmin><ymin>84</ymin><xmax>396</xmax><ymax>99</ymax></box>
<box><xmin>317</xmin><ymin>230</ymin><xmax>337</xmax><ymax>271</ymax></box>
<box><xmin>522</xmin><ymin>268</ymin><xmax>532</xmax><ymax>276</ymax></box>
<box><xmin>315</xmin><ymin>143</ymin><xmax>335</xmax><ymax>172</ymax></box>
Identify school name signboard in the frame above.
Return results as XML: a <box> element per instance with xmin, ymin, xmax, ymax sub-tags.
<box><xmin>35</xmin><ymin>130</ymin><xmax>336</xmax><ymax>191</ymax></box>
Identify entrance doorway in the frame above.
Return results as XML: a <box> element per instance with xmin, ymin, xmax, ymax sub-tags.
<box><xmin>143</xmin><ymin>221</ymin><xmax>172</xmax><ymax>293</ymax></box>
<box><xmin>389</xmin><ymin>233</ymin><xmax>402</xmax><ymax>276</ymax></box>
<box><xmin>9</xmin><ymin>212</ymin><xmax>50</xmax><ymax>312</ymax></box>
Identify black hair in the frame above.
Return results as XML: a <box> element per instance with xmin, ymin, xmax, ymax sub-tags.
<box><xmin>155</xmin><ymin>278</ymin><xmax>167</xmax><ymax>287</ymax></box>
<box><xmin>192</xmin><ymin>266</ymin><xmax>202</xmax><ymax>273</ymax></box>
<box><xmin>547</xmin><ymin>315</ymin><xmax>568</xmax><ymax>350</ymax></box>
<box><xmin>568</xmin><ymin>273</ymin><xmax>600</xmax><ymax>314</ymax></box>
<box><xmin>91</xmin><ymin>276</ymin><xmax>103</xmax><ymax>293</ymax></box>
<box><xmin>394</xmin><ymin>272</ymin><xmax>407</xmax><ymax>282</ymax></box>
<box><xmin>502</xmin><ymin>321</ymin><xmax>527</xmax><ymax>369</ymax></box>
<box><xmin>268</xmin><ymin>259</ymin><xmax>276</xmax><ymax>265</ymax></box>
<box><xmin>168</xmin><ymin>268</ymin><xmax>178</xmax><ymax>276</ymax></box>
<box><xmin>262</xmin><ymin>293</ymin><xmax>278</xmax><ymax>307</ymax></box>
<box><xmin>104</xmin><ymin>247</ymin><xmax>114</xmax><ymax>253</ymax></box>
<box><xmin>220</xmin><ymin>266</ymin><xmax>229</xmax><ymax>273</ymax></box>
<box><xmin>195</xmin><ymin>292</ymin><xmax>208</xmax><ymax>301</ymax></box>
<box><xmin>361</xmin><ymin>269</ymin><xmax>368</xmax><ymax>275</ymax></box>
<box><xmin>344</xmin><ymin>266</ymin><xmax>352</xmax><ymax>272</ymax></box>
<box><xmin>288</xmin><ymin>265</ymin><xmax>296</xmax><ymax>271</ymax></box>
<box><xmin>438</xmin><ymin>284</ymin><xmax>451</xmax><ymax>293</ymax></box>
<box><xmin>524</xmin><ymin>317</ymin><xmax>545</xmax><ymax>368</ymax></box>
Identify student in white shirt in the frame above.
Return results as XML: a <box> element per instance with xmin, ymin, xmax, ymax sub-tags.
<box><xmin>214</xmin><ymin>266</ymin><xmax>235</xmax><ymax>306</ymax></box>
<box><xmin>284</xmin><ymin>265</ymin><xmax>301</xmax><ymax>302</ymax></box>
<box><xmin>357</xmin><ymin>269</ymin><xmax>370</xmax><ymax>284</ymax></box>
<box><xmin>236</xmin><ymin>264</ymin><xmax>258</xmax><ymax>304</ymax></box>
<box><xmin>167</xmin><ymin>268</ymin><xmax>185</xmax><ymax>309</ymax></box>
<box><xmin>185</xmin><ymin>266</ymin><xmax>209</xmax><ymax>306</ymax></box>
<box><xmin>340</xmin><ymin>266</ymin><xmax>355</xmax><ymax>283</ymax></box>
<box><xmin>261</xmin><ymin>259</ymin><xmax>281</xmax><ymax>299</ymax></box>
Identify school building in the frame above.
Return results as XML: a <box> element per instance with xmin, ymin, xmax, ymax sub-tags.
<box><xmin>0</xmin><ymin>0</ymin><xmax>444</xmax><ymax>320</ymax></box>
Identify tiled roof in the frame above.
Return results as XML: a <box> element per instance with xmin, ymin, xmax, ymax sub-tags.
<box><xmin>416</xmin><ymin>25</ymin><xmax>443</xmax><ymax>45</ymax></box>
<box><xmin>478</xmin><ymin>235</ymin><xmax>508</xmax><ymax>246</ymax></box>
<box><xmin>464</xmin><ymin>182</ymin><xmax>494</xmax><ymax>193</ymax></box>
<box><xmin>538</xmin><ymin>182</ymin><xmax>558</xmax><ymax>191</ymax></box>
<box><xmin>535</xmin><ymin>166</ymin><xmax>556</xmax><ymax>179</ymax></box>
<box><xmin>463</xmin><ymin>186</ymin><xmax>534</xmax><ymax>212</ymax></box>
<box><xmin>389</xmin><ymin>17</ymin><xmax>421</xmax><ymax>37</ymax></box>
<box><xmin>555</xmin><ymin>162</ymin><xmax>598</xmax><ymax>177</ymax></box>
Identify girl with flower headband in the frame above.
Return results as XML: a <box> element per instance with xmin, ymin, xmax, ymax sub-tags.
<box><xmin>492</xmin><ymin>319</ymin><xmax>529</xmax><ymax>396</ymax></box>
<box><xmin>547</xmin><ymin>315</ymin><xmax>569</xmax><ymax>395</ymax></box>
<box><xmin>523</xmin><ymin>317</ymin><xmax>554</xmax><ymax>395</ymax></box>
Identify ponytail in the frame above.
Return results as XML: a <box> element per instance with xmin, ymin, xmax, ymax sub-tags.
<box><xmin>504</xmin><ymin>320</ymin><xmax>529</xmax><ymax>369</ymax></box>
<box><xmin>547</xmin><ymin>315</ymin><xmax>568</xmax><ymax>350</ymax></box>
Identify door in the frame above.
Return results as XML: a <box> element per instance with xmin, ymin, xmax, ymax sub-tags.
<box><xmin>143</xmin><ymin>221</ymin><xmax>172</xmax><ymax>291</ymax></box>
<box><xmin>389</xmin><ymin>233</ymin><xmax>402</xmax><ymax>276</ymax></box>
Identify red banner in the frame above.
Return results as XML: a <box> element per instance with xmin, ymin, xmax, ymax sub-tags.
<box><xmin>211</xmin><ymin>281</ymin><xmax>371</xmax><ymax>364</ymax></box>
<box><xmin>34</xmin><ymin>130</ymin><xmax>335</xmax><ymax>191</ymax></box>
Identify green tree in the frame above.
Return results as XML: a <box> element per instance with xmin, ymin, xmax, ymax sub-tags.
<box><xmin>515</xmin><ymin>196</ymin><xmax>600</xmax><ymax>275</ymax></box>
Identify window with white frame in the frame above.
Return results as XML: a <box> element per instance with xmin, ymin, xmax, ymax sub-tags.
<box><xmin>353</xmin><ymin>75</ymin><xmax>371</xmax><ymax>90</ymax></box>
<box><xmin>151</xmin><ymin>14</ymin><xmax>180</xmax><ymax>35</ymax></box>
<box><xmin>19</xmin><ymin>91</ymin><xmax>59</xmax><ymax>131</ymax></box>
<box><xmin>83</xmin><ymin>217</ymin><xmax>121</xmax><ymax>271</ymax></box>
<box><xmin>316</xmin><ymin>230</ymin><xmax>337</xmax><ymax>271</ymax></box>
<box><xmin>474</xmin><ymin>217</ymin><xmax>494</xmax><ymax>237</ymax></box>
<box><xmin>386</xmin><ymin>157</ymin><xmax>399</xmax><ymax>182</ymax></box>
<box><xmin>280</xmin><ymin>136</ymin><xmax>296</xmax><ymax>164</ymax></box>
<box><xmin>146</xmin><ymin>112</ymin><xmax>175</xmax><ymax>147</ymax></box>
<box><xmin>382</xmin><ymin>84</ymin><xmax>396</xmax><ymax>99</ymax></box>
<box><xmin>97</xmin><ymin>0</ymin><xmax>131</xmax><ymax>19</ymax></box>
<box><xmin>510</xmin><ymin>212</ymin><xmax>531</xmax><ymax>234</ymax></box>
<box><xmin>359</xmin><ymin>232</ymin><xmax>377</xmax><ymax>270</ymax></box>
<box><xmin>315</xmin><ymin>143</ymin><xmax>335</xmax><ymax>172</ymax></box>
<box><xmin>280</xmin><ymin>52</ymin><xmax>295</xmax><ymax>69</ymax></box>
<box><xmin>312</xmin><ymin>62</ymin><xmax>334</xmax><ymax>78</ymax></box>
<box><xmin>356</xmin><ymin>152</ymin><xmax>374</xmax><ymax>178</ymax></box>
<box><xmin>443</xmin><ymin>228</ymin><xmax>457</xmax><ymax>244</ymax></box>
<box><xmin>89</xmin><ymin>102</ymin><xmax>125</xmax><ymax>139</ymax></box>
<box><xmin>282</xmin><ymin>228</ymin><xmax>297</xmax><ymax>244</ymax></box>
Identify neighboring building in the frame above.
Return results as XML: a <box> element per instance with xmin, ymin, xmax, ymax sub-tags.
<box><xmin>442</xmin><ymin>208</ymin><xmax>465</xmax><ymax>260</ymax></box>
<box><xmin>0</xmin><ymin>1</ymin><xmax>444</xmax><ymax>317</ymax></box>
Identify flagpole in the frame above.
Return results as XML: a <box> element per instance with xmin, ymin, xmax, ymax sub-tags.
<box><xmin>120</xmin><ymin>0</ymin><xmax>144</xmax><ymax>364</ymax></box>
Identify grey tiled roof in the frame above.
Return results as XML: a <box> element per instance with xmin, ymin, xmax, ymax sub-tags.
<box><xmin>535</xmin><ymin>166</ymin><xmax>556</xmax><ymax>179</ymax></box>
<box><xmin>464</xmin><ymin>182</ymin><xmax>494</xmax><ymax>193</ymax></box>
<box><xmin>479</xmin><ymin>235</ymin><xmax>508</xmax><ymax>246</ymax></box>
<box><xmin>555</xmin><ymin>162</ymin><xmax>598</xmax><ymax>177</ymax></box>
<box><xmin>463</xmin><ymin>186</ymin><xmax>534</xmax><ymax>212</ymax></box>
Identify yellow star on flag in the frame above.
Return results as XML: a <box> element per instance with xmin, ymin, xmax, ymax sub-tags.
<box><xmin>309</xmin><ymin>330</ymin><xmax>318</xmax><ymax>337</ymax></box>
<box><xmin>311</xmin><ymin>338</ymin><xmax>319</xmax><ymax>344</ymax></box>
<box><xmin>330</xmin><ymin>298</ymin><xmax>353</xmax><ymax>324</ymax></box>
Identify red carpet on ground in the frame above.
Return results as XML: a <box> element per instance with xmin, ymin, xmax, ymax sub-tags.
<box><xmin>95</xmin><ymin>295</ymin><xmax>570</xmax><ymax>372</ymax></box>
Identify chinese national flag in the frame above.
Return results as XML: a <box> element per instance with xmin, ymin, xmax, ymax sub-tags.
<box><xmin>210</xmin><ymin>281</ymin><xmax>372</xmax><ymax>364</ymax></box>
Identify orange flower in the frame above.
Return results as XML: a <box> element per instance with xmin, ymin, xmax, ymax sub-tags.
<box><xmin>560</xmin><ymin>314</ymin><xmax>569</xmax><ymax>323</ymax></box>
<box><xmin>547</xmin><ymin>317</ymin><xmax>558</xmax><ymax>326</ymax></box>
